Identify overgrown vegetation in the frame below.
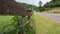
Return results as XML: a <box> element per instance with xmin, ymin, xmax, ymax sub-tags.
<box><xmin>44</xmin><ymin>0</ymin><xmax>60</xmax><ymax>8</ymax></box>
<box><xmin>0</xmin><ymin>16</ymin><xmax>35</xmax><ymax>34</ymax></box>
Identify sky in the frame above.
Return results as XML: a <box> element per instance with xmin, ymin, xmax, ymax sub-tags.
<box><xmin>15</xmin><ymin>0</ymin><xmax>51</xmax><ymax>6</ymax></box>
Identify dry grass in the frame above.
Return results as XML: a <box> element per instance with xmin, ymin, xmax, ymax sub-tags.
<box><xmin>45</xmin><ymin>8</ymin><xmax>60</xmax><ymax>14</ymax></box>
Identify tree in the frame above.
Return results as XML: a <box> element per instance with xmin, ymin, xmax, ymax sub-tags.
<box><xmin>44</xmin><ymin>0</ymin><xmax>60</xmax><ymax>8</ymax></box>
<box><xmin>39</xmin><ymin>1</ymin><xmax>42</xmax><ymax>7</ymax></box>
<box><xmin>39</xmin><ymin>1</ymin><xmax>44</xmax><ymax>12</ymax></box>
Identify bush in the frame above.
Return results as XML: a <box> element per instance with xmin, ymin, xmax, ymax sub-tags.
<box><xmin>39</xmin><ymin>6</ymin><xmax>45</xmax><ymax>12</ymax></box>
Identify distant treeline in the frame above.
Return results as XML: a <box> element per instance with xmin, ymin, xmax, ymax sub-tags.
<box><xmin>17</xmin><ymin>2</ymin><xmax>46</xmax><ymax>12</ymax></box>
<box><xmin>44</xmin><ymin>0</ymin><xmax>60</xmax><ymax>8</ymax></box>
<box><xmin>16</xmin><ymin>0</ymin><xmax>60</xmax><ymax>12</ymax></box>
<box><xmin>17</xmin><ymin>2</ymin><xmax>39</xmax><ymax>11</ymax></box>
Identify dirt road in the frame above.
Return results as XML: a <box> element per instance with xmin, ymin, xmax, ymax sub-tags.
<box><xmin>39</xmin><ymin>13</ymin><xmax>60</xmax><ymax>23</ymax></box>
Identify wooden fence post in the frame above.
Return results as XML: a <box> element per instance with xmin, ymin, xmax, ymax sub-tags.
<box><xmin>18</xmin><ymin>16</ymin><xmax>25</xmax><ymax>34</ymax></box>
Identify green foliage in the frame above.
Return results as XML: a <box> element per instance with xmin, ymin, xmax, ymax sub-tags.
<box><xmin>17</xmin><ymin>2</ymin><xmax>38</xmax><ymax>11</ymax></box>
<box><xmin>39</xmin><ymin>6</ymin><xmax>45</xmax><ymax>12</ymax></box>
<box><xmin>38</xmin><ymin>1</ymin><xmax>45</xmax><ymax>12</ymax></box>
<box><xmin>0</xmin><ymin>16</ymin><xmax>35</xmax><ymax>34</ymax></box>
<box><xmin>44</xmin><ymin>0</ymin><xmax>60</xmax><ymax>8</ymax></box>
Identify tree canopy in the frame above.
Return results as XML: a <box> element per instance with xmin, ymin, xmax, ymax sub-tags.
<box><xmin>44</xmin><ymin>0</ymin><xmax>60</xmax><ymax>8</ymax></box>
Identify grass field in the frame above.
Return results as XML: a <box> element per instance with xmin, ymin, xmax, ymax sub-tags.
<box><xmin>32</xmin><ymin>12</ymin><xmax>60</xmax><ymax>34</ymax></box>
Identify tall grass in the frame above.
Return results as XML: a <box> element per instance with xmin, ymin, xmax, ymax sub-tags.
<box><xmin>32</xmin><ymin>12</ymin><xmax>60</xmax><ymax>34</ymax></box>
